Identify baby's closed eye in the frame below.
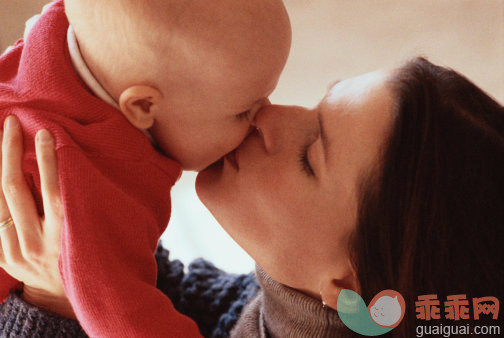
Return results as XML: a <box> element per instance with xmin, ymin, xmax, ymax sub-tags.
<box><xmin>236</xmin><ymin>110</ymin><xmax>251</xmax><ymax>121</ymax></box>
<box><xmin>236</xmin><ymin>98</ymin><xmax>271</xmax><ymax>122</ymax></box>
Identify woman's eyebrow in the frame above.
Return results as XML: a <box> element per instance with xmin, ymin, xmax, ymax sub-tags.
<box><xmin>318</xmin><ymin>109</ymin><xmax>330</xmax><ymax>161</ymax></box>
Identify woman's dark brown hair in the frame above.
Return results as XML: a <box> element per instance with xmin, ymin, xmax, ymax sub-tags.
<box><xmin>351</xmin><ymin>57</ymin><xmax>504</xmax><ymax>337</ymax></box>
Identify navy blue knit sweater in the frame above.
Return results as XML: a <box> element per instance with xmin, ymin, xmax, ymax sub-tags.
<box><xmin>0</xmin><ymin>244</ymin><xmax>259</xmax><ymax>337</ymax></box>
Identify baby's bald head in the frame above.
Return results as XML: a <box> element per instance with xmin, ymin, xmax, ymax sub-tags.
<box><xmin>65</xmin><ymin>0</ymin><xmax>291</xmax><ymax>100</ymax></box>
<box><xmin>66</xmin><ymin>0</ymin><xmax>291</xmax><ymax>170</ymax></box>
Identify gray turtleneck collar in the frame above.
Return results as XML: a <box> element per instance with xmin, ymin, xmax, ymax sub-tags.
<box><xmin>231</xmin><ymin>266</ymin><xmax>357</xmax><ymax>337</ymax></box>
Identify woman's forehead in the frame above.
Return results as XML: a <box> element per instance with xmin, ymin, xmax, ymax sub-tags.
<box><xmin>316</xmin><ymin>69</ymin><xmax>395</xmax><ymax>170</ymax></box>
<box><xmin>323</xmin><ymin>69</ymin><xmax>391</xmax><ymax>107</ymax></box>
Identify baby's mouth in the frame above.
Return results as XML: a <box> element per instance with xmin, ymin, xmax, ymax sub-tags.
<box><xmin>224</xmin><ymin>148</ymin><xmax>239</xmax><ymax>171</ymax></box>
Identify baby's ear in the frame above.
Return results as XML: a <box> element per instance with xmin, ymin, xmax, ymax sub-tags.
<box><xmin>118</xmin><ymin>85</ymin><xmax>163</xmax><ymax>130</ymax></box>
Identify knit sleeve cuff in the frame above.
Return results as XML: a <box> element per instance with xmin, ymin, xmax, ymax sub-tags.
<box><xmin>179</xmin><ymin>258</ymin><xmax>259</xmax><ymax>337</ymax></box>
<box><xmin>0</xmin><ymin>292</ymin><xmax>88</xmax><ymax>337</ymax></box>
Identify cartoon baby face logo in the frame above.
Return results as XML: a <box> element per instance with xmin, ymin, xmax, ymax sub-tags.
<box><xmin>337</xmin><ymin>289</ymin><xmax>405</xmax><ymax>336</ymax></box>
<box><xmin>368</xmin><ymin>290</ymin><xmax>406</xmax><ymax>328</ymax></box>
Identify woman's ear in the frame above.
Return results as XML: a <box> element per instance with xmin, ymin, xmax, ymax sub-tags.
<box><xmin>320</xmin><ymin>268</ymin><xmax>359</xmax><ymax>310</ymax></box>
<box><xmin>118</xmin><ymin>85</ymin><xmax>163</xmax><ymax>130</ymax></box>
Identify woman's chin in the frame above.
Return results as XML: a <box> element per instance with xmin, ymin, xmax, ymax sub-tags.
<box><xmin>196</xmin><ymin>155</ymin><xmax>243</xmax><ymax>221</ymax></box>
<box><xmin>195</xmin><ymin>158</ymin><xmax>224</xmax><ymax>199</ymax></box>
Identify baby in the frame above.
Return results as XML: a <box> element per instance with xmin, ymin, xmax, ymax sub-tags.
<box><xmin>0</xmin><ymin>0</ymin><xmax>291</xmax><ymax>336</ymax></box>
<box><xmin>67</xmin><ymin>0</ymin><xmax>291</xmax><ymax>170</ymax></box>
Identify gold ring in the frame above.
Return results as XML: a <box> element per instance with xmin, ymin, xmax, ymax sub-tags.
<box><xmin>0</xmin><ymin>217</ymin><xmax>14</xmax><ymax>231</ymax></box>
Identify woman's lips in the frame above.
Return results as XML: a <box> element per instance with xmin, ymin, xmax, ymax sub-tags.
<box><xmin>224</xmin><ymin>148</ymin><xmax>239</xmax><ymax>171</ymax></box>
<box><xmin>202</xmin><ymin>157</ymin><xmax>224</xmax><ymax>172</ymax></box>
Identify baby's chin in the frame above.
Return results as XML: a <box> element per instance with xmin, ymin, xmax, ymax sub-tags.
<box><xmin>184</xmin><ymin>157</ymin><xmax>221</xmax><ymax>172</ymax></box>
<box><xmin>159</xmin><ymin>148</ymin><xmax>216</xmax><ymax>172</ymax></box>
<box><xmin>185</xmin><ymin>149</ymin><xmax>234</xmax><ymax>172</ymax></box>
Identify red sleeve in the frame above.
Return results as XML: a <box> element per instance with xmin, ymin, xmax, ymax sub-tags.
<box><xmin>56</xmin><ymin>147</ymin><xmax>201</xmax><ymax>337</ymax></box>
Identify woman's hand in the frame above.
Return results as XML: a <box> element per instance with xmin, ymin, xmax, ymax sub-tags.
<box><xmin>0</xmin><ymin>116</ymin><xmax>75</xmax><ymax>318</ymax></box>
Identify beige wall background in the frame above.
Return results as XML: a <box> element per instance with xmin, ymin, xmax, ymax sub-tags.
<box><xmin>1</xmin><ymin>0</ymin><xmax>502</xmax><ymax>105</ymax></box>
<box><xmin>0</xmin><ymin>1</ymin><xmax>49</xmax><ymax>47</ymax></box>
<box><xmin>1</xmin><ymin>1</ymin><xmax>503</xmax><ymax>272</ymax></box>
<box><xmin>275</xmin><ymin>0</ymin><xmax>503</xmax><ymax>106</ymax></box>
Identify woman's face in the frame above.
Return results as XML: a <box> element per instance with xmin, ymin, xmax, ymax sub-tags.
<box><xmin>196</xmin><ymin>69</ymin><xmax>396</xmax><ymax>295</ymax></box>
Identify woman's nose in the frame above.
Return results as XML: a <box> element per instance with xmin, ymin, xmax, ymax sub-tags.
<box><xmin>252</xmin><ymin>104</ymin><xmax>316</xmax><ymax>153</ymax></box>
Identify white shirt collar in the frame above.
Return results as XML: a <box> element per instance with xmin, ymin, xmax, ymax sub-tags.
<box><xmin>67</xmin><ymin>26</ymin><xmax>156</xmax><ymax>145</ymax></box>
<box><xmin>67</xmin><ymin>26</ymin><xmax>120</xmax><ymax>110</ymax></box>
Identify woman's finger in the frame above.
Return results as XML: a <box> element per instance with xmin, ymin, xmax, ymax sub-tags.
<box><xmin>35</xmin><ymin>129</ymin><xmax>62</xmax><ymax>241</ymax></box>
<box><xmin>0</xmin><ymin>128</ymin><xmax>21</xmax><ymax>265</ymax></box>
<box><xmin>0</xmin><ymin>217</ymin><xmax>20</xmax><ymax>266</ymax></box>
<box><xmin>0</xmin><ymin>129</ymin><xmax>13</xmax><ymax>221</ymax></box>
<box><xmin>2</xmin><ymin>116</ymin><xmax>42</xmax><ymax>255</ymax></box>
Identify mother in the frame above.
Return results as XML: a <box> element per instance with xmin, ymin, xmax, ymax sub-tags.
<box><xmin>0</xmin><ymin>57</ymin><xmax>503</xmax><ymax>337</ymax></box>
